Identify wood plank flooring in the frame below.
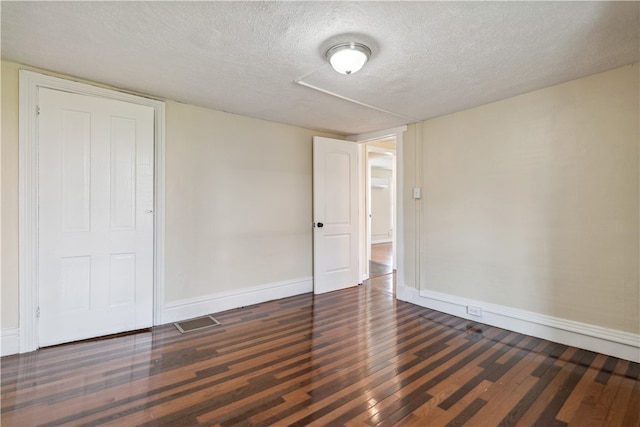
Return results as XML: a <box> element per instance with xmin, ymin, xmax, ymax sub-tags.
<box><xmin>2</xmin><ymin>276</ymin><xmax>639</xmax><ymax>426</ymax></box>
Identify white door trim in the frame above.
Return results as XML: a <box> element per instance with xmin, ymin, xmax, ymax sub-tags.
<box><xmin>348</xmin><ymin>126</ymin><xmax>406</xmax><ymax>290</ymax></box>
<box><xmin>18</xmin><ymin>70</ymin><xmax>166</xmax><ymax>353</ymax></box>
<box><xmin>346</xmin><ymin>126</ymin><xmax>407</xmax><ymax>144</ymax></box>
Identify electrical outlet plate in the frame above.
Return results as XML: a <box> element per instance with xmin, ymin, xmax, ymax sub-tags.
<box><xmin>467</xmin><ymin>305</ymin><xmax>483</xmax><ymax>317</ymax></box>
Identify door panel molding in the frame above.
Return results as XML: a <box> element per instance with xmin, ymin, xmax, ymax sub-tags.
<box><xmin>19</xmin><ymin>70</ymin><xmax>166</xmax><ymax>353</ymax></box>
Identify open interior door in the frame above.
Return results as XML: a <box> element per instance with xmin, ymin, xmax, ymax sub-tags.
<box><xmin>313</xmin><ymin>136</ymin><xmax>360</xmax><ymax>294</ymax></box>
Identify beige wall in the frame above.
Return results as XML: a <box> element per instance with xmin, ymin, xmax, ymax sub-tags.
<box><xmin>0</xmin><ymin>63</ymin><xmax>4</xmax><ymax>330</ymax></box>
<box><xmin>1</xmin><ymin>62</ymin><xmax>20</xmax><ymax>329</ymax></box>
<box><xmin>165</xmin><ymin>102</ymin><xmax>337</xmax><ymax>301</ymax></box>
<box><xmin>371</xmin><ymin>167</ymin><xmax>393</xmax><ymax>242</ymax></box>
<box><xmin>404</xmin><ymin>64</ymin><xmax>639</xmax><ymax>334</ymax></box>
<box><xmin>401</xmin><ymin>123</ymin><xmax>419</xmax><ymax>290</ymax></box>
<box><xmin>0</xmin><ymin>60</ymin><xmax>339</xmax><ymax>329</ymax></box>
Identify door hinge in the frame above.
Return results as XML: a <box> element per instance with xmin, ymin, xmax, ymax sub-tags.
<box><xmin>36</xmin><ymin>105</ymin><xmax>40</xmax><ymax>116</ymax></box>
<box><xmin>36</xmin><ymin>307</ymin><xmax>40</xmax><ymax>318</ymax></box>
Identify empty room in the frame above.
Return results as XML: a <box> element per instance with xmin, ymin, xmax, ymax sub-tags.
<box><xmin>1</xmin><ymin>2</ymin><xmax>639</xmax><ymax>426</ymax></box>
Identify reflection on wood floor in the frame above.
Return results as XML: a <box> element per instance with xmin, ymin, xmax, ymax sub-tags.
<box><xmin>371</xmin><ymin>242</ymin><xmax>392</xmax><ymax>265</ymax></box>
<box><xmin>2</xmin><ymin>276</ymin><xmax>639</xmax><ymax>426</ymax></box>
<box><xmin>370</xmin><ymin>242</ymin><xmax>393</xmax><ymax>279</ymax></box>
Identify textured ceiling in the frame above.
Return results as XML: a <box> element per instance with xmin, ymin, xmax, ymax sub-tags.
<box><xmin>2</xmin><ymin>1</ymin><xmax>638</xmax><ymax>136</ymax></box>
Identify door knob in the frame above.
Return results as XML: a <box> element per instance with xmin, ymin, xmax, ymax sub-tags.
<box><xmin>317</xmin><ymin>222</ymin><xmax>324</xmax><ymax>228</ymax></box>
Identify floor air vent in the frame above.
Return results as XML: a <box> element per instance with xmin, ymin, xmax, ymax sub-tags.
<box><xmin>174</xmin><ymin>315</ymin><xmax>221</xmax><ymax>333</ymax></box>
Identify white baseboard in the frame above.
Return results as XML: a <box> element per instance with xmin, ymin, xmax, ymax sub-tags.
<box><xmin>161</xmin><ymin>277</ymin><xmax>313</xmax><ymax>324</ymax></box>
<box><xmin>372</xmin><ymin>238</ymin><xmax>392</xmax><ymax>245</ymax></box>
<box><xmin>396</xmin><ymin>284</ymin><xmax>640</xmax><ymax>363</ymax></box>
<box><xmin>1</xmin><ymin>328</ymin><xmax>20</xmax><ymax>357</ymax></box>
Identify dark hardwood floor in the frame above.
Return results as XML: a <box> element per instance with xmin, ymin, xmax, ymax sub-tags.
<box><xmin>2</xmin><ymin>276</ymin><xmax>639</xmax><ymax>426</ymax></box>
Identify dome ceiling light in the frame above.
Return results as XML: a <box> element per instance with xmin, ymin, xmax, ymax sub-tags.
<box><xmin>326</xmin><ymin>42</ymin><xmax>371</xmax><ymax>75</ymax></box>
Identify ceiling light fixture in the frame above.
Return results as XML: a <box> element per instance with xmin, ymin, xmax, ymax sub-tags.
<box><xmin>326</xmin><ymin>42</ymin><xmax>371</xmax><ymax>75</ymax></box>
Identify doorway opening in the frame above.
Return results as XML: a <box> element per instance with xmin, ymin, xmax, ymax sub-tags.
<box><xmin>365</xmin><ymin>137</ymin><xmax>397</xmax><ymax>290</ymax></box>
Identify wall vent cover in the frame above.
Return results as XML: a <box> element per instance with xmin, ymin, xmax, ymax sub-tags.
<box><xmin>174</xmin><ymin>315</ymin><xmax>221</xmax><ymax>333</ymax></box>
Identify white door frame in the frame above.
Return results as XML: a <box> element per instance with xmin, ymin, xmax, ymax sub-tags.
<box><xmin>18</xmin><ymin>70</ymin><xmax>166</xmax><ymax>353</ymax></box>
<box><xmin>347</xmin><ymin>126</ymin><xmax>406</xmax><ymax>289</ymax></box>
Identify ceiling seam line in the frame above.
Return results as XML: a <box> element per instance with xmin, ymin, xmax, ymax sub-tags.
<box><xmin>294</xmin><ymin>79</ymin><xmax>421</xmax><ymax>123</ymax></box>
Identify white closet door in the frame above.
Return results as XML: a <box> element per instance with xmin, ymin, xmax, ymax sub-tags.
<box><xmin>38</xmin><ymin>87</ymin><xmax>154</xmax><ymax>347</ymax></box>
